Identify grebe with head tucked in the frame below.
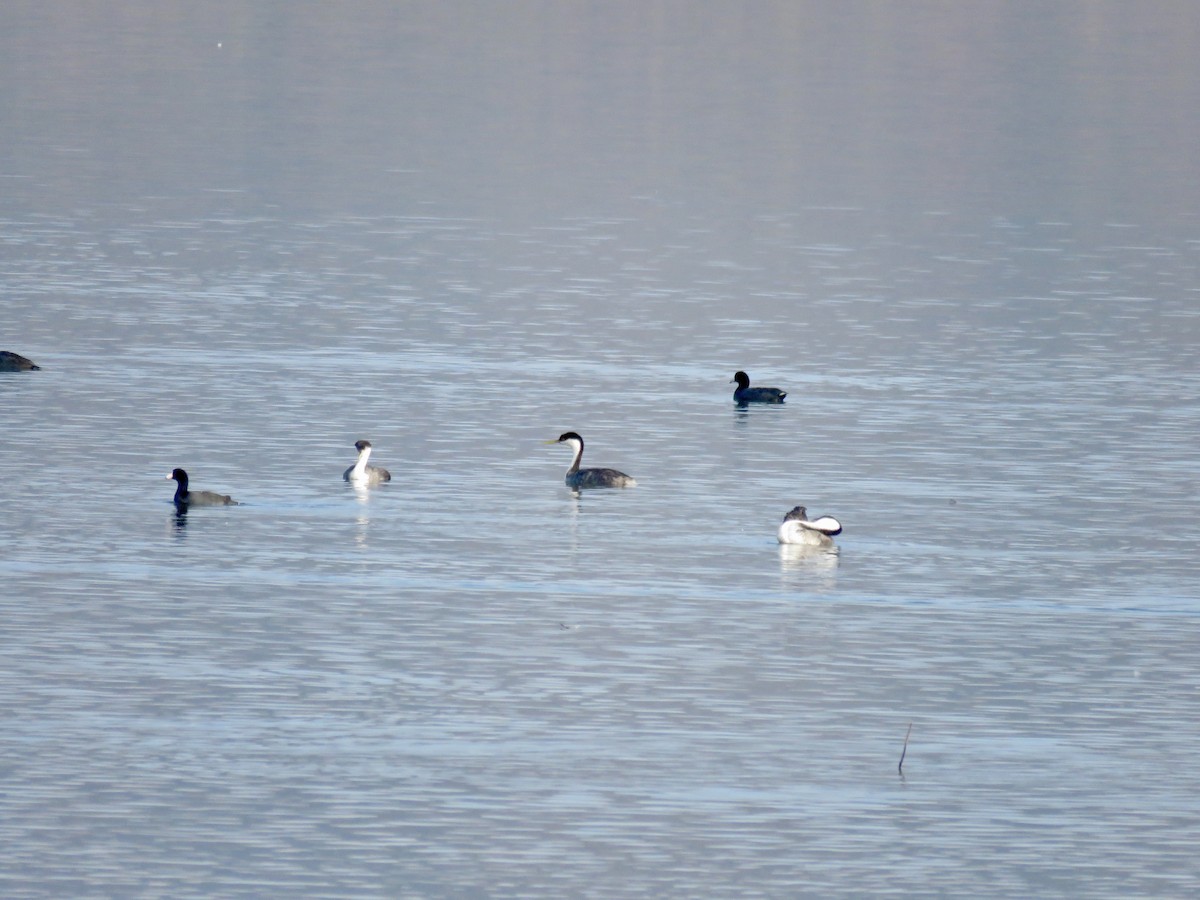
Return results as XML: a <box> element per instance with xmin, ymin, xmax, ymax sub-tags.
<box><xmin>343</xmin><ymin>439</ymin><xmax>391</xmax><ymax>484</ymax></box>
<box><xmin>731</xmin><ymin>371</ymin><xmax>786</xmax><ymax>404</ymax></box>
<box><xmin>777</xmin><ymin>505</ymin><xmax>842</xmax><ymax>546</ymax></box>
<box><xmin>167</xmin><ymin>468</ymin><xmax>239</xmax><ymax>507</ymax></box>
<box><xmin>545</xmin><ymin>432</ymin><xmax>637</xmax><ymax>489</ymax></box>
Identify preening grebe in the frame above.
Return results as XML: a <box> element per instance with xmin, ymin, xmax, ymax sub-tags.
<box><xmin>777</xmin><ymin>505</ymin><xmax>841</xmax><ymax>546</ymax></box>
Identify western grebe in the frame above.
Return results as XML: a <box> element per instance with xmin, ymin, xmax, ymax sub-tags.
<box><xmin>343</xmin><ymin>439</ymin><xmax>391</xmax><ymax>484</ymax></box>
<box><xmin>0</xmin><ymin>351</ymin><xmax>40</xmax><ymax>372</ymax></box>
<box><xmin>167</xmin><ymin>468</ymin><xmax>239</xmax><ymax>507</ymax></box>
<box><xmin>731</xmin><ymin>371</ymin><xmax>786</xmax><ymax>404</ymax></box>
<box><xmin>777</xmin><ymin>505</ymin><xmax>842</xmax><ymax>546</ymax></box>
<box><xmin>545</xmin><ymin>432</ymin><xmax>637</xmax><ymax>489</ymax></box>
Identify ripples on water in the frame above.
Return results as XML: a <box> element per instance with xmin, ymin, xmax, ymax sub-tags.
<box><xmin>2</xmin><ymin>207</ymin><xmax>1198</xmax><ymax>897</ymax></box>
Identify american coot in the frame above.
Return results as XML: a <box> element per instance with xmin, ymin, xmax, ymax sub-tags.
<box><xmin>343</xmin><ymin>439</ymin><xmax>391</xmax><ymax>484</ymax></box>
<box><xmin>167</xmin><ymin>468</ymin><xmax>239</xmax><ymax>507</ymax></box>
<box><xmin>777</xmin><ymin>505</ymin><xmax>842</xmax><ymax>546</ymax></box>
<box><xmin>0</xmin><ymin>351</ymin><xmax>40</xmax><ymax>372</ymax></box>
<box><xmin>544</xmin><ymin>432</ymin><xmax>637</xmax><ymax>489</ymax></box>
<box><xmin>731</xmin><ymin>371</ymin><xmax>786</xmax><ymax>404</ymax></box>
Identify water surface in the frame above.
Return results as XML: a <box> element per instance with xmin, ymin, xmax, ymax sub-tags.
<box><xmin>2</xmin><ymin>3</ymin><xmax>1199</xmax><ymax>897</ymax></box>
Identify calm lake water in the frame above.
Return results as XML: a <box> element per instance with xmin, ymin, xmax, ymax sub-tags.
<box><xmin>3</xmin><ymin>3</ymin><xmax>1199</xmax><ymax>897</ymax></box>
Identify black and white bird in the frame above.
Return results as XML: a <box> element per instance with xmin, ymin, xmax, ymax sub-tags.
<box><xmin>777</xmin><ymin>505</ymin><xmax>842</xmax><ymax>546</ymax></box>
<box><xmin>343</xmin><ymin>439</ymin><xmax>391</xmax><ymax>484</ymax></box>
<box><xmin>545</xmin><ymin>432</ymin><xmax>636</xmax><ymax>489</ymax></box>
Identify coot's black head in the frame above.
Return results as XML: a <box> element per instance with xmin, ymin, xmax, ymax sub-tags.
<box><xmin>354</xmin><ymin>439</ymin><xmax>373</xmax><ymax>452</ymax></box>
<box><xmin>731</xmin><ymin>371</ymin><xmax>750</xmax><ymax>388</ymax></box>
<box><xmin>783</xmin><ymin>505</ymin><xmax>809</xmax><ymax>523</ymax></box>
<box><xmin>168</xmin><ymin>468</ymin><xmax>189</xmax><ymax>484</ymax></box>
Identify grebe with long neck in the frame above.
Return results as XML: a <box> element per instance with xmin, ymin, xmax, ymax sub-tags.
<box><xmin>545</xmin><ymin>432</ymin><xmax>636</xmax><ymax>489</ymax></box>
<box><xmin>166</xmin><ymin>468</ymin><xmax>239</xmax><ymax>507</ymax></box>
<box><xmin>343</xmin><ymin>439</ymin><xmax>391</xmax><ymax>484</ymax></box>
<box><xmin>731</xmin><ymin>370</ymin><xmax>787</xmax><ymax>404</ymax></box>
<box><xmin>777</xmin><ymin>505</ymin><xmax>842</xmax><ymax>546</ymax></box>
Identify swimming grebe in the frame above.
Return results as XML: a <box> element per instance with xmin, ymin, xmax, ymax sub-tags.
<box><xmin>545</xmin><ymin>432</ymin><xmax>637</xmax><ymax>489</ymax></box>
<box><xmin>343</xmin><ymin>439</ymin><xmax>392</xmax><ymax>484</ymax></box>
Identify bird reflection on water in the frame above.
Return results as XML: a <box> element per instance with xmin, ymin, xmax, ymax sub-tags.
<box><xmin>779</xmin><ymin>542</ymin><xmax>840</xmax><ymax>591</ymax></box>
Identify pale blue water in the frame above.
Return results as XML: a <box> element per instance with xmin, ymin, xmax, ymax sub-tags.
<box><xmin>3</xmin><ymin>3</ymin><xmax>1200</xmax><ymax>897</ymax></box>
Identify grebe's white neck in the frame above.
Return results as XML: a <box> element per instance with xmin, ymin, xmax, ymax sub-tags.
<box><xmin>562</xmin><ymin>436</ymin><xmax>584</xmax><ymax>475</ymax></box>
<box><xmin>350</xmin><ymin>444</ymin><xmax>372</xmax><ymax>478</ymax></box>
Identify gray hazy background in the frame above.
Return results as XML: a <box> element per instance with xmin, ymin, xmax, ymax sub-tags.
<box><xmin>6</xmin><ymin>2</ymin><xmax>1200</xmax><ymax>226</ymax></box>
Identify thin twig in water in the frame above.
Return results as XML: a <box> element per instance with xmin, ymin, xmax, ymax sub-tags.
<box><xmin>898</xmin><ymin>722</ymin><xmax>913</xmax><ymax>774</ymax></box>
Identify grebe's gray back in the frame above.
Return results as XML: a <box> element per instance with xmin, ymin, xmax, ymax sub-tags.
<box><xmin>167</xmin><ymin>468</ymin><xmax>239</xmax><ymax>507</ymax></box>
<box><xmin>0</xmin><ymin>351</ymin><xmax>40</xmax><ymax>372</ymax></box>
<box><xmin>731</xmin><ymin>370</ymin><xmax>786</xmax><ymax>404</ymax></box>
<box><xmin>343</xmin><ymin>439</ymin><xmax>392</xmax><ymax>484</ymax></box>
<box><xmin>545</xmin><ymin>432</ymin><xmax>637</xmax><ymax>489</ymax></box>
